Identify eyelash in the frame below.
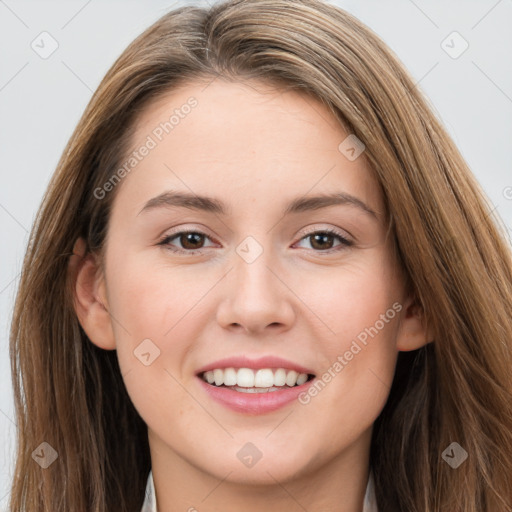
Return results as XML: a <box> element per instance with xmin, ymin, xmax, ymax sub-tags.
<box><xmin>157</xmin><ymin>227</ymin><xmax>353</xmax><ymax>255</ymax></box>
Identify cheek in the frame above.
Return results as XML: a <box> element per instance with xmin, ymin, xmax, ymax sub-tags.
<box><xmin>306</xmin><ymin>259</ymin><xmax>400</xmax><ymax>352</ymax></box>
<box><xmin>104</xmin><ymin>256</ymin><xmax>206</xmax><ymax>380</ymax></box>
<box><xmin>107</xmin><ymin>252</ymin><xmax>207</xmax><ymax>335</ymax></box>
<box><xmin>107</xmin><ymin>241</ymin><xmax>400</xmax><ymax>408</ymax></box>
<box><xmin>300</xmin><ymin>317</ymin><xmax>399</xmax><ymax>454</ymax></box>
<box><xmin>105</xmin><ymin>259</ymin><xmax>205</xmax><ymax>430</ymax></box>
<box><xmin>301</xmin><ymin>261</ymin><xmax>401</xmax><ymax>423</ymax></box>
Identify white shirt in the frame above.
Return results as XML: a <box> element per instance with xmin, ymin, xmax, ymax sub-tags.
<box><xmin>141</xmin><ymin>468</ymin><xmax>378</xmax><ymax>511</ymax></box>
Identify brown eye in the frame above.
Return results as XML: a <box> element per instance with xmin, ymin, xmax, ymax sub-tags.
<box><xmin>179</xmin><ymin>232</ymin><xmax>206</xmax><ymax>250</ymax></box>
<box><xmin>296</xmin><ymin>229</ymin><xmax>353</xmax><ymax>253</ymax></box>
<box><xmin>309</xmin><ymin>233</ymin><xmax>336</xmax><ymax>250</ymax></box>
<box><xmin>158</xmin><ymin>231</ymin><xmax>215</xmax><ymax>254</ymax></box>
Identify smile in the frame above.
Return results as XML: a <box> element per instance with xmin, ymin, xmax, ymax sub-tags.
<box><xmin>200</xmin><ymin>367</ymin><xmax>314</xmax><ymax>391</ymax></box>
<box><xmin>196</xmin><ymin>358</ymin><xmax>317</xmax><ymax>414</ymax></box>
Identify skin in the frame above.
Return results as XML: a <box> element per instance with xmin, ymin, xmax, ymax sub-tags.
<box><xmin>72</xmin><ymin>77</ymin><xmax>430</xmax><ymax>511</ymax></box>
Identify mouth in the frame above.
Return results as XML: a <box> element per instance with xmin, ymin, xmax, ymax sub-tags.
<box><xmin>196</xmin><ymin>364</ymin><xmax>317</xmax><ymax>414</ymax></box>
<box><xmin>199</xmin><ymin>367</ymin><xmax>316</xmax><ymax>393</ymax></box>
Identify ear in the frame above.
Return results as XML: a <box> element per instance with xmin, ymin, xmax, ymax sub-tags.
<box><xmin>68</xmin><ymin>237</ymin><xmax>116</xmax><ymax>350</ymax></box>
<box><xmin>395</xmin><ymin>294</ymin><xmax>434</xmax><ymax>351</ymax></box>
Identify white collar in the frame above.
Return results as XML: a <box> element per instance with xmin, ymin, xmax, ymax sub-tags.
<box><xmin>141</xmin><ymin>468</ymin><xmax>157</xmax><ymax>512</ymax></box>
<box><xmin>142</xmin><ymin>469</ymin><xmax>378</xmax><ymax>511</ymax></box>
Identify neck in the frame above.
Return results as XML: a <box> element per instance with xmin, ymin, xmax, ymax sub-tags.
<box><xmin>148</xmin><ymin>427</ymin><xmax>372</xmax><ymax>512</ymax></box>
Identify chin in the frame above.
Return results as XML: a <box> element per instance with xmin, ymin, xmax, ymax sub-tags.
<box><xmin>196</xmin><ymin>445</ymin><xmax>315</xmax><ymax>486</ymax></box>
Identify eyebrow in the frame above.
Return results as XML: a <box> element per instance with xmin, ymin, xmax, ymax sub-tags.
<box><xmin>138</xmin><ymin>190</ymin><xmax>378</xmax><ymax>219</ymax></box>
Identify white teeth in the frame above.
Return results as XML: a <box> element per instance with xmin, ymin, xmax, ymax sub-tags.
<box><xmin>223</xmin><ymin>367</ymin><xmax>237</xmax><ymax>386</ymax></box>
<box><xmin>285</xmin><ymin>370</ymin><xmax>298</xmax><ymax>387</ymax></box>
<box><xmin>254</xmin><ymin>369</ymin><xmax>274</xmax><ymax>388</ymax></box>
<box><xmin>200</xmin><ymin>367</ymin><xmax>311</xmax><ymax>388</ymax></box>
<box><xmin>296</xmin><ymin>373</ymin><xmax>308</xmax><ymax>385</ymax></box>
<box><xmin>274</xmin><ymin>368</ymin><xmax>287</xmax><ymax>386</ymax></box>
<box><xmin>232</xmin><ymin>386</ymin><xmax>283</xmax><ymax>393</ymax></box>
<box><xmin>237</xmin><ymin>368</ymin><xmax>254</xmax><ymax>387</ymax></box>
<box><xmin>213</xmin><ymin>369</ymin><xmax>223</xmax><ymax>386</ymax></box>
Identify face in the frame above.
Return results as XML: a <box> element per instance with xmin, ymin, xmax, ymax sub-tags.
<box><xmin>82</xmin><ymin>78</ymin><xmax>416</xmax><ymax>487</ymax></box>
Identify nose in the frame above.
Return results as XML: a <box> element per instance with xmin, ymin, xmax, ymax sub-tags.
<box><xmin>215</xmin><ymin>247</ymin><xmax>296</xmax><ymax>335</ymax></box>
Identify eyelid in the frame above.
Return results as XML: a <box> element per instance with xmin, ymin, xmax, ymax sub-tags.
<box><xmin>157</xmin><ymin>224</ymin><xmax>354</xmax><ymax>254</ymax></box>
<box><xmin>157</xmin><ymin>224</ymin><xmax>218</xmax><ymax>249</ymax></box>
<box><xmin>157</xmin><ymin>224</ymin><xmax>217</xmax><ymax>242</ymax></box>
<box><xmin>294</xmin><ymin>226</ymin><xmax>353</xmax><ymax>251</ymax></box>
<box><xmin>299</xmin><ymin>224</ymin><xmax>353</xmax><ymax>241</ymax></box>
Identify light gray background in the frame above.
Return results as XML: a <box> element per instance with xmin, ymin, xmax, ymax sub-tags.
<box><xmin>1</xmin><ymin>0</ymin><xmax>511</xmax><ymax>508</ymax></box>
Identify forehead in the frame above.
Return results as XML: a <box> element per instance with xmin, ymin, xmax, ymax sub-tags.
<box><xmin>116</xmin><ymin>77</ymin><xmax>384</xmax><ymax>219</ymax></box>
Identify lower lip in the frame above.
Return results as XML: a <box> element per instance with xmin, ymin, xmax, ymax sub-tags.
<box><xmin>197</xmin><ymin>376</ymin><xmax>315</xmax><ymax>414</ymax></box>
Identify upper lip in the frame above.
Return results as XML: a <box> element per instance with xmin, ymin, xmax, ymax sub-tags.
<box><xmin>196</xmin><ymin>355</ymin><xmax>315</xmax><ymax>376</ymax></box>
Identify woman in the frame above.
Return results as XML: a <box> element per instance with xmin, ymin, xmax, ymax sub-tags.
<box><xmin>9</xmin><ymin>0</ymin><xmax>512</xmax><ymax>511</ymax></box>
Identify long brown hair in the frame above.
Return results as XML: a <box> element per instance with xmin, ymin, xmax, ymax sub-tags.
<box><xmin>9</xmin><ymin>0</ymin><xmax>512</xmax><ymax>510</ymax></box>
